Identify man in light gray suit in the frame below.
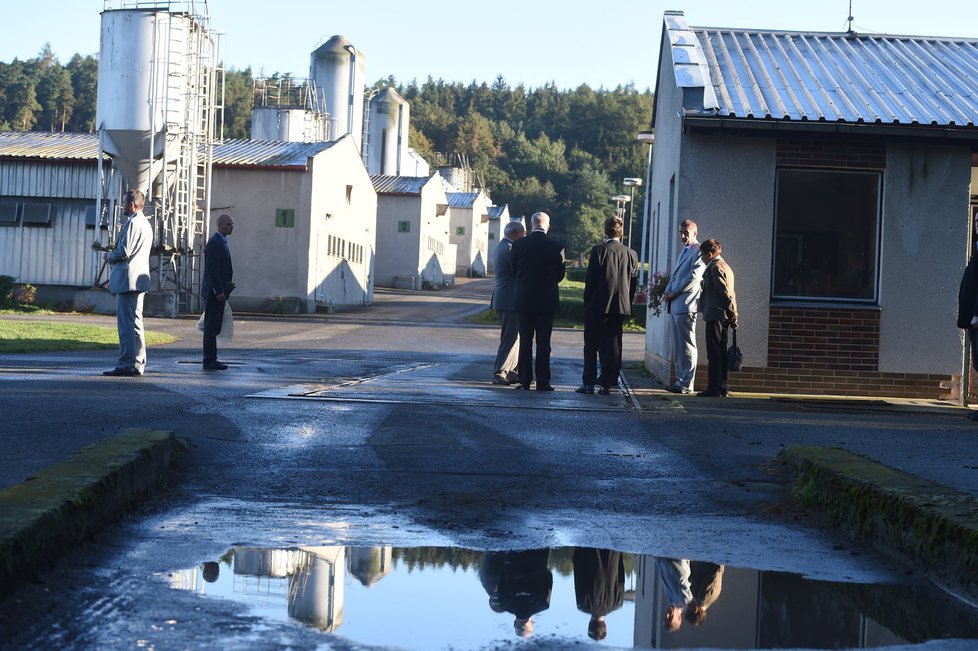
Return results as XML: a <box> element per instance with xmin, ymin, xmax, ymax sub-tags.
<box><xmin>491</xmin><ymin>220</ymin><xmax>525</xmax><ymax>384</ymax></box>
<box><xmin>662</xmin><ymin>219</ymin><xmax>706</xmax><ymax>394</ymax></box>
<box><xmin>103</xmin><ymin>189</ymin><xmax>153</xmax><ymax>377</ymax></box>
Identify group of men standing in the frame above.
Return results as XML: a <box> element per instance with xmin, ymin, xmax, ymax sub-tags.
<box><xmin>662</xmin><ymin>220</ymin><xmax>738</xmax><ymax>397</ymax></box>
<box><xmin>491</xmin><ymin>212</ymin><xmax>639</xmax><ymax>395</ymax></box>
<box><xmin>102</xmin><ymin>189</ymin><xmax>235</xmax><ymax>377</ymax></box>
<box><xmin>491</xmin><ymin>213</ymin><xmax>738</xmax><ymax>397</ymax></box>
<box><xmin>491</xmin><ymin>211</ymin><xmax>566</xmax><ymax>391</ymax></box>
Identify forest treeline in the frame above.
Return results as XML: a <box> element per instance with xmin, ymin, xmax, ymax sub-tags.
<box><xmin>0</xmin><ymin>45</ymin><xmax>654</xmax><ymax>258</ymax></box>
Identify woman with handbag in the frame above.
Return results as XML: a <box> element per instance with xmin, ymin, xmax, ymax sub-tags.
<box><xmin>697</xmin><ymin>239</ymin><xmax>738</xmax><ymax>397</ymax></box>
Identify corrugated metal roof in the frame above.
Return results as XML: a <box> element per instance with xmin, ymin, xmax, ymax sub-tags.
<box><xmin>488</xmin><ymin>204</ymin><xmax>507</xmax><ymax>219</ymax></box>
<box><xmin>0</xmin><ymin>131</ymin><xmax>100</xmax><ymax>160</ymax></box>
<box><xmin>0</xmin><ymin>131</ymin><xmax>339</xmax><ymax>168</ymax></box>
<box><xmin>447</xmin><ymin>192</ymin><xmax>478</xmax><ymax>208</ymax></box>
<box><xmin>672</xmin><ymin>11</ymin><xmax>978</xmax><ymax>128</ymax></box>
<box><xmin>212</xmin><ymin>138</ymin><xmax>336</xmax><ymax>167</ymax></box>
<box><xmin>370</xmin><ymin>174</ymin><xmax>431</xmax><ymax>195</ymax></box>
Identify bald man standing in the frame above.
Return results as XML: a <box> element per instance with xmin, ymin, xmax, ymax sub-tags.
<box><xmin>201</xmin><ymin>213</ymin><xmax>235</xmax><ymax>370</ymax></box>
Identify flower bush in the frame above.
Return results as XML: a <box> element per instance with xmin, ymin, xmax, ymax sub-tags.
<box><xmin>646</xmin><ymin>270</ymin><xmax>671</xmax><ymax>318</ymax></box>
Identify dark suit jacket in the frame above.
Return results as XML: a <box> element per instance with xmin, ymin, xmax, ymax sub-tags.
<box><xmin>490</xmin><ymin>237</ymin><xmax>517</xmax><ymax>311</ymax></box>
<box><xmin>512</xmin><ymin>230</ymin><xmax>565</xmax><ymax>313</ymax></box>
<box><xmin>573</xmin><ymin>548</ymin><xmax>625</xmax><ymax>618</ymax></box>
<box><xmin>201</xmin><ymin>232</ymin><xmax>233</xmax><ymax>298</ymax></box>
<box><xmin>959</xmin><ymin>252</ymin><xmax>978</xmax><ymax>329</ymax></box>
<box><xmin>584</xmin><ymin>239</ymin><xmax>639</xmax><ymax>316</ymax></box>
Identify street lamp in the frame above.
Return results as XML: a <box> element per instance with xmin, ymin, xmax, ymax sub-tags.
<box><xmin>636</xmin><ymin>130</ymin><xmax>655</xmax><ymax>285</ymax></box>
<box><xmin>623</xmin><ymin>177</ymin><xmax>642</xmax><ymax>250</ymax></box>
<box><xmin>611</xmin><ymin>194</ymin><xmax>630</xmax><ymax>223</ymax></box>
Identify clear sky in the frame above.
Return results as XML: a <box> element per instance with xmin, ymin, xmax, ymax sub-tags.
<box><xmin>4</xmin><ymin>1</ymin><xmax>978</xmax><ymax>91</ymax></box>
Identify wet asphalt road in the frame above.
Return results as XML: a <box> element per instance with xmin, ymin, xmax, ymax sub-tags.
<box><xmin>1</xmin><ymin>278</ymin><xmax>977</xmax><ymax>650</ymax></box>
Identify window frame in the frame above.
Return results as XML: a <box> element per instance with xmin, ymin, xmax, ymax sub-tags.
<box><xmin>770</xmin><ymin>167</ymin><xmax>883</xmax><ymax>304</ymax></box>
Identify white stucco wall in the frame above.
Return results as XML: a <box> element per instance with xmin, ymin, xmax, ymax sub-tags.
<box><xmin>879</xmin><ymin>143</ymin><xmax>971</xmax><ymax>374</ymax></box>
<box><xmin>374</xmin><ymin>194</ymin><xmax>423</xmax><ymax>287</ymax></box>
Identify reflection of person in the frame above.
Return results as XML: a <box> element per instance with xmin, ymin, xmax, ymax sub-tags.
<box><xmin>201</xmin><ymin>561</ymin><xmax>220</xmax><ymax>583</ymax></box>
<box><xmin>577</xmin><ymin>216</ymin><xmax>639</xmax><ymax>395</ymax></box>
<box><xmin>656</xmin><ymin>557</ymin><xmax>692</xmax><ymax>633</ymax></box>
<box><xmin>573</xmin><ymin>547</ymin><xmax>625</xmax><ymax>641</ymax></box>
<box><xmin>491</xmin><ymin>220</ymin><xmax>526</xmax><ymax>385</ymax></box>
<box><xmin>103</xmin><ymin>189</ymin><xmax>152</xmax><ymax>377</ymax></box>
<box><xmin>958</xmin><ymin>211</ymin><xmax>978</xmax><ymax>381</ymax></box>
<box><xmin>201</xmin><ymin>214</ymin><xmax>235</xmax><ymax>371</ymax></box>
<box><xmin>684</xmin><ymin>561</ymin><xmax>724</xmax><ymax>625</ymax></box>
<box><xmin>697</xmin><ymin>239</ymin><xmax>738</xmax><ymax>397</ymax></box>
<box><xmin>479</xmin><ymin>549</ymin><xmax>553</xmax><ymax>638</ymax></box>
<box><xmin>662</xmin><ymin>220</ymin><xmax>706</xmax><ymax>394</ymax></box>
<box><xmin>511</xmin><ymin>212</ymin><xmax>566</xmax><ymax>391</ymax></box>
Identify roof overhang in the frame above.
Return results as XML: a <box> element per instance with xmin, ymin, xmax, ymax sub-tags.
<box><xmin>683</xmin><ymin>116</ymin><xmax>978</xmax><ymax>144</ymax></box>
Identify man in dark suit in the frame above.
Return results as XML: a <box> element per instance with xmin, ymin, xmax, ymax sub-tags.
<box><xmin>511</xmin><ymin>211</ymin><xmax>565</xmax><ymax>391</ymax></box>
<box><xmin>491</xmin><ymin>220</ymin><xmax>525</xmax><ymax>384</ymax></box>
<box><xmin>577</xmin><ymin>215</ymin><xmax>639</xmax><ymax>395</ymax></box>
<box><xmin>201</xmin><ymin>213</ymin><xmax>235</xmax><ymax>371</ymax></box>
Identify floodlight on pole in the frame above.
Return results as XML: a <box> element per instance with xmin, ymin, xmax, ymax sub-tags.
<box><xmin>611</xmin><ymin>194</ymin><xmax>630</xmax><ymax>221</ymax></box>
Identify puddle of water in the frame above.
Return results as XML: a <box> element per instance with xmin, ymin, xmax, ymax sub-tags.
<box><xmin>169</xmin><ymin>546</ymin><xmax>978</xmax><ymax>649</ymax></box>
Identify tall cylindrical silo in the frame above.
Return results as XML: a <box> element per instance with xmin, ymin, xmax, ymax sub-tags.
<box><xmin>309</xmin><ymin>35</ymin><xmax>366</xmax><ymax>149</ymax></box>
<box><xmin>96</xmin><ymin>8</ymin><xmax>192</xmax><ymax>193</ymax></box>
<box><xmin>367</xmin><ymin>87</ymin><xmax>410</xmax><ymax>176</ymax></box>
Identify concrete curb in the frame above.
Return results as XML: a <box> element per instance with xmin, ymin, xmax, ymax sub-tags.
<box><xmin>777</xmin><ymin>445</ymin><xmax>978</xmax><ymax>599</ymax></box>
<box><xmin>0</xmin><ymin>429</ymin><xmax>179</xmax><ymax>599</ymax></box>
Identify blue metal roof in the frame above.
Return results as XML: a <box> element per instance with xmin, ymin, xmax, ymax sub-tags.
<box><xmin>447</xmin><ymin>192</ymin><xmax>478</xmax><ymax>208</ymax></box>
<box><xmin>666</xmin><ymin>11</ymin><xmax>978</xmax><ymax>129</ymax></box>
<box><xmin>488</xmin><ymin>204</ymin><xmax>508</xmax><ymax>219</ymax></box>
<box><xmin>370</xmin><ymin>175</ymin><xmax>431</xmax><ymax>195</ymax></box>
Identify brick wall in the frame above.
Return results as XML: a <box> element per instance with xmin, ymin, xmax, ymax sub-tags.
<box><xmin>776</xmin><ymin>137</ymin><xmax>885</xmax><ymax>169</ymax></box>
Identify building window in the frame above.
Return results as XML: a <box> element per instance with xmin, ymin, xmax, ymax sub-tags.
<box><xmin>772</xmin><ymin>168</ymin><xmax>880</xmax><ymax>302</ymax></box>
<box><xmin>0</xmin><ymin>201</ymin><xmax>19</xmax><ymax>226</ymax></box>
<box><xmin>456</xmin><ymin>226</ymin><xmax>465</xmax><ymax>236</ymax></box>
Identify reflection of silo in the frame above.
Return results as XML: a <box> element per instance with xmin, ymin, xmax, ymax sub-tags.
<box><xmin>96</xmin><ymin>8</ymin><xmax>192</xmax><ymax>193</ymax></box>
<box><xmin>291</xmin><ymin>547</ymin><xmax>345</xmax><ymax>631</ymax></box>
<box><xmin>367</xmin><ymin>88</ymin><xmax>410</xmax><ymax>175</ymax></box>
<box><xmin>310</xmin><ymin>35</ymin><xmax>366</xmax><ymax>147</ymax></box>
<box><xmin>349</xmin><ymin>546</ymin><xmax>393</xmax><ymax>587</ymax></box>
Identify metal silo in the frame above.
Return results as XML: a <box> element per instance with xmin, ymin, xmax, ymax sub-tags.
<box><xmin>366</xmin><ymin>87</ymin><xmax>410</xmax><ymax>176</ymax></box>
<box><xmin>309</xmin><ymin>35</ymin><xmax>366</xmax><ymax>148</ymax></box>
<box><xmin>95</xmin><ymin>1</ymin><xmax>221</xmax><ymax>314</ymax></box>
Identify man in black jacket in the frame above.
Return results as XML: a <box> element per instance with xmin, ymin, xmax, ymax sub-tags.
<box><xmin>958</xmin><ymin>210</ymin><xmax>978</xmax><ymax>378</ymax></box>
<box><xmin>511</xmin><ymin>211</ymin><xmax>565</xmax><ymax>391</ymax></box>
<box><xmin>577</xmin><ymin>215</ymin><xmax>639</xmax><ymax>395</ymax></box>
<box><xmin>201</xmin><ymin>214</ymin><xmax>235</xmax><ymax>370</ymax></box>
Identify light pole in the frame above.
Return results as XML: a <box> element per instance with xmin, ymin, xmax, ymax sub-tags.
<box><xmin>611</xmin><ymin>194</ymin><xmax>630</xmax><ymax>224</ymax></box>
<box><xmin>636</xmin><ymin>130</ymin><xmax>655</xmax><ymax>285</ymax></box>
<box><xmin>623</xmin><ymin>177</ymin><xmax>642</xmax><ymax>250</ymax></box>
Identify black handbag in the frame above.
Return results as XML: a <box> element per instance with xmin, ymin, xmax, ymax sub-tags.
<box><xmin>727</xmin><ymin>328</ymin><xmax>743</xmax><ymax>372</ymax></box>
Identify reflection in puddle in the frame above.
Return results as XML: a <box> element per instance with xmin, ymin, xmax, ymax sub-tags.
<box><xmin>169</xmin><ymin>546</ymin><xmax>978</xmax><ymax>649</ymax></box>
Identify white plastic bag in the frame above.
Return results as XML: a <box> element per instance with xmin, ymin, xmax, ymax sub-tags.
<box><xmin>196</xmin><ymin>302</ymin><xmax>234</xmax><ymax>342</ymax></box>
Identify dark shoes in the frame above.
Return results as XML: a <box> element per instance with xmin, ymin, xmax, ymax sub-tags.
<box><xmin>597</xmin><ymin>386</ymin><xmax>613</xmax><ymax>395</ymax></box>
<box><xmin>203</xmin><ymin>361</ymin><xmax>229</xmax><ymax>371</ymax></box>
<box><xmin>536</xmin><ymin>385</ymin><xmax>555</xmax><ymax>391</ymax></box>
<box><xmin>696</xmin><ymin>389</ymin><xmax>725</xmax><ymax>397</ymax></box>
<box><xmin>575</xmin><ymin>385</ymin><xmax>595</xmax><ymax>394</ymax></box>
<box><xmin>103</xmin><ymin>367</ymin><xmax>140</xmax><ymax>377</ymax></box>
<box><xmin>666</xmin><ymin>384</ymin><xmax>692</xmax><ymax>395</ymax></box>
<box><xmin>492</xmin><ymin>374</ymin><xmax>514</xmax><ymax>385</ymax></box>
<box><xmin>515</xmin><ymin>384</ymin><xmax>531</xmax><ymax>390</ymax></box>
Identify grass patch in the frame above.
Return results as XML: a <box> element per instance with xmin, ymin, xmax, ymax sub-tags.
<box><xmin>0</xmin><ymin>319</ymin><xmax>178</xmax><ymax>353</ymax></box>
<box><xmin>467</xmin><ymin>278</ymin><xmax>646</xmax><ymax>331</ymax></box>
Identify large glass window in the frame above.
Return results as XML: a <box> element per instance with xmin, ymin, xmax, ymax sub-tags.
<box><xmin>772</xmin><ymin>169</ymin><xmax>880</xmax><ymax>302</ymax></box>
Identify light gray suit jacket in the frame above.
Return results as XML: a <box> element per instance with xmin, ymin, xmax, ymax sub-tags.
<box><xmin>490</xmin><ymin>237</ymin><xmax>517</xmax><ymax>311</ymax></box>
<box><xmin>663</xmin><ymin>243</ymin><xmax>706</xmax><ymax>314</ymax></box>
<box><xmin>107</xmin><ymin>212</ymin><xmax>152</xmax><ymax>295</ymax></box>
